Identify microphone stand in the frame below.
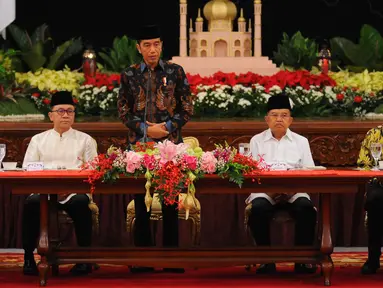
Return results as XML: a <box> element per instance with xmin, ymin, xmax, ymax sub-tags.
<box><xmin>143</xmin><ymin>66</ymin><xmax>151</xmax><ymax>144</ymax></box>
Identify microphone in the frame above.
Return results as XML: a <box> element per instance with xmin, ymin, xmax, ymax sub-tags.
<box><xmin>143</xmin><ymin>64</ymin><xmax>151</xmax><ymax>143</ymax></box>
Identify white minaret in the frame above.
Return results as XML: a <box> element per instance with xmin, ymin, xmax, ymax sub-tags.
<box><xmin>180</xmin><ymin>0</ymin><xmax>188</xmax><ymax>57</ymax></box>
<box><xmin>254</xmin><ymin>0</ymin><xmax>262</xmax><ymax>57</ymax></box>
<box><xmin>195</xmin><ymin>8</ymin><xmax>204</xmax><ymax>32</ymax></box>
<box><xmin>238</xmin><ymin>8</ymin><xmax>246</xmax><ymax>32</ymax></box>
<box><xmin>189</xmin><ymin>18</ymin><xmax>193</xmax><ymax>33</ymax></box>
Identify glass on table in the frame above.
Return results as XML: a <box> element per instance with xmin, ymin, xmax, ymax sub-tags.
<box><xmin>238</xmin><ymin>143</ymin><xmax>251</xmax><ymax>156</ymax></box>
<box><xmin>370</xmin><ymin>142</ymin><xmax>382</xmax><ymax>171</ymax></box>
<box><xmin>0</xmin><ymin>144</ymin><xmax>6</xmax><ymax>170</ymax></box>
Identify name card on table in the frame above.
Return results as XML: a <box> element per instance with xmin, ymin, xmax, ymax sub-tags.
<box><xmin>26</xmin><ymin>162</ymin><xmax>44</xmax><ymax>171</ymax></box>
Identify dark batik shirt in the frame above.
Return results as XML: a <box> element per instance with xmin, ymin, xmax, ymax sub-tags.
<box><xmin>118</xmin><ymin>59</ymin><xmax>193</xmax><ymax>145</ymax></box>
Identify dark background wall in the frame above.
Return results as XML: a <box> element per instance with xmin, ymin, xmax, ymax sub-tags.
<box><xmin>7</xmin><ymin>0</ymin><xmax>383</xmax><ymax>67</ymax></box>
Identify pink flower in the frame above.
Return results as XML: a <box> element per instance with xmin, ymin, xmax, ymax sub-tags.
<box><xmin>142</xmin><ymin>154</ymin><xmax>156</xmax><ymax>170</ymax></box>
<box><xmin>182</xmin><ymin>154</ymin><xmax>198</xmax><ymax>170</ymax></box>
<box><xmin>123</xmin><ymin>151</ymin><xmax>143</xmax><ymax>173</ymax></box>
<box><xmin>200</xmin><ymin>152</ymin><xmax>217</xmax><ymax>173</ymax></box>
<box><xmin>156</xmin><ymin>140</ymin><xmax>179</xmax><ymax>164</ymax></box>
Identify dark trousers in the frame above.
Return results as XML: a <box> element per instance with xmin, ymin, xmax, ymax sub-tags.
<box><xmin>22</xmin><ymin>194</ymin><xmax>92</xmax><ymax>257</ymax></box>
<box><xmin>365</xmin><ymin>182</ymin><xmax>383</xmax><ymax>264</ymax></box>
<box><xmin>248</xmin><ymin>197</ymin><xmax>317</xmax><ymax>246</ymax></box>
<box><xmin>134</xmin><ymin>194</ymin><xmax>179</xmax><ymax>247</ymax></box>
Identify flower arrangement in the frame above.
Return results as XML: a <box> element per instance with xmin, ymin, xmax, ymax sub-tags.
<box><xmin>16</xmin><ymin>68</ymin><xmax>84</xmax><ymax>94</ymax></box>
<box><xmin>9</xmin><ymin>68</ymin><xmax>383</xmax><ymax>118</ymax></box>
<box><xmin>329</xmin><ymin>70</ymin><xmax>383</xmax><ymax>93</ymax></box>
<box><xmin>330</xmin><ymin>86</ymin><xmax>383</xmax><ymax>117</ymax></box>
<box><xmin>76</xmin><ymin>73</ymin><xmax>120</xmax><ymax>115</ymax></box>
<box><xmin>83</xmin><ymin>140</ymin><xmax>266</xmax><ymax>219</ymax></box>
<box><xmin>15</xmin><ymin>68</ymin><xmax>83</xmax><ymax>112</ymax></box>
<box><xmin>187</xmin><ymin>70</ymin><xmax>336</xmax><ymax>94</ymax></box>
<box><xmin>0</xmin><ymin>49</ymin><xmax>18</xmax><ymax>101</ymax></box>
<box><xmin>191</xmin><ymin>71</ymin><xmax>383</xmax><ymax>117</ymax></box>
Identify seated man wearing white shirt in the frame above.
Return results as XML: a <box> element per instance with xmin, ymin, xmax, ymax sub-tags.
<box><xmin>247</xmin><ymin>94</ymin><xmax>317</xmax><ymax>274</ymax></box>
<box><xmin>22</xmin><ymin>91</ymin><xmax>97</xmax><ymax>276</ymax></box>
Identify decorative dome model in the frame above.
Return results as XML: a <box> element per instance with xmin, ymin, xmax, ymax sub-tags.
<box><xmin>203</xmin><ymin>0</ymin><xmax>237</xmax><ymax>31</ymax></box>
<box><xmin>172</xmin><ymin>0</ymin><xmax>279</xmax><ymax>76</ymax></box>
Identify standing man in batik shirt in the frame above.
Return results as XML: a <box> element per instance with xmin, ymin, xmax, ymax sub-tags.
<box><xmin>357</xmin><ymin>126</ymin><xmax>383</xmax><ymax>274</ymax></box>
<box><xmin>247</xmin><ymin>94</ymin><xmax>317</xmax><ymax>274</ymax></box>
<box><xmin>22</xmin><ymin>91</ymin><xmax>97</xmax><ymax>276</ymax></box>
<box><xmin>117</xmin><ymin>24</ymin><xmax>193</xmax><ymax>273</ymax></box>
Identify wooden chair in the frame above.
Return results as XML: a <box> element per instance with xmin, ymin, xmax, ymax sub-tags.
<box><xmin>21</xmin><ymin>136</ymin><xmax>100</xmax><ymax>274</ymax></box>
<box><xmin>126</xmin><ymin>136</ymin><xmax>202</xmax><ymax>246</ymax></box>
<box><xmin>244</xmin><ymin>202</ymin><xmax>318</xmax><ymax>271</ymax></box>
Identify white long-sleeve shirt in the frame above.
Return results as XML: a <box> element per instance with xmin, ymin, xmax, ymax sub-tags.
<box><xmin>23</xmin><ymin>128</ymin><xmax>98</xmax><ymax>203</ymax></box>
<box><xmin>246</xmin><ymin>128</ymin><xmax>315</xmax><ymax>205</ymax></box>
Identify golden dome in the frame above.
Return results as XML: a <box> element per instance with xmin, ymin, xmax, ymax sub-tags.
<box><xmin>203</xmin><ymin>0</ymin><xmax>237</xmax><ymax>22</ymax></box>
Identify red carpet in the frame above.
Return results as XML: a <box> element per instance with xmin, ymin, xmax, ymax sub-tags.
<box><xmin>0</xmin><ymin>252</ymin><xmax>382</xmax><ymax>287</ymax></box>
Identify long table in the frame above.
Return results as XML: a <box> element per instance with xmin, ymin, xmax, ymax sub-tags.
<box><xmin>1</xmin><ymin>169</ymin><xmax>381</xmax><ymax>286</ymax></box>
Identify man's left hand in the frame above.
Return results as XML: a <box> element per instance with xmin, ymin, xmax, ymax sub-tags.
<box><xmin>146</xmin><ymin>121</ymin><xmax>167</xmax><ymax>131</ymax></box>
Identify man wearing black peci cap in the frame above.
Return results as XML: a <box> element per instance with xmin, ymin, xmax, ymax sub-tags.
<box><xmin>246</xmin><ymin>94</ymin><xmax>318</xmax><ymax>274</ymax></box>
<box><xmin>117</xmin><ymin>24</ymin><xmax>193</xmax><ymax>273</ymax></box>
<box><xmin>22</xmin><ymin>91</ymin><xmax>97</xmax><ymax>276</ymax></box>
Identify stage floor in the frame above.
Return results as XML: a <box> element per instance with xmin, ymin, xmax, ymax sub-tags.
<box><xmin>0</xmin><ymin>249</ymin><xmax>382</xmax><ymax>288</ymax></box>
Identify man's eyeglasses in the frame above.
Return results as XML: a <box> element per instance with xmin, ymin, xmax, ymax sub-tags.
<box><xmin>268</xmin><ymin>113</ymin><xmax>290</xmax><ymax>120</ymax></box>
<box><xmin>51</xmin><ymin>109</ymin><xmax>75</xmax><ymax>116</ymax></box>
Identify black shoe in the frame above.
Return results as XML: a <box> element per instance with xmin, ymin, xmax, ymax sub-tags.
<box><xmin>256</xmin><ymin>263</ymin><xmax>276</xmax><ymax>274</ymax></box>
<box><xmin>294</xmin><ymin>263</ymin><xmax>317</xmax><ymax>274</ymax></box>
<box><xmin>69</xmin><ymin>263</ymin><xmax>92</xmax><ymax>276</ymax></box>
<box><xmin>163</xmin><ymin>268</ymin><xmax>185</xmax><ymax>273</ymax></box>
<box><xmin>129</xmin><ymin>266</ymin><xmax>155</xmax><ymax>273</ymax></box>
<box><xmin>361</xmin><ymin>260</ymin><xmax>380</xmax><ymax>275</ymax></box>
<box><xmin>23</xmin><ymin>259</ymin><xmax>38</xmax><ymax>276</ymax></box>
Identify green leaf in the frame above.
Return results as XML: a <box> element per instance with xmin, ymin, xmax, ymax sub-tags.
<box><xmin>30</xmin><ymin>23</ymin><xmax>49</xmax><ymax>45</ymax></box>
<box><xmin>46</xmin><ymin>38</ymin><xmax>83</xmax><ymax>70</ymax></box>
<box><xmin>330</xmin><ymin>24</ymin><xmax>383</xmax><ymax>71</ymax></box>
<box><xmin>98</xmin><ymin>35</ymin><xmax>140</xmax><ymax>72</ymax></box>
<box><xmin>22</xmin><ymin>42</ymin><xmax>47</xmax><ymax>72</ymax></box>
<box><xmin>0</xmin><ymin>96</ymin><xmax>42</xmax><ymax>115</ymax></box>
<box><xmin>359</xmin><ymin>24</ymin><xmax>383</xmax><ymax>57</ymax></box>
<box><xmin>272</xmin><ymin>31</ymin><xmax>318</xmax><ymax>70</ymax></box>
<box><xmin>7</xmin><ymin>24</ymin><xmax>33</xmax><ymax>52</ymax></box>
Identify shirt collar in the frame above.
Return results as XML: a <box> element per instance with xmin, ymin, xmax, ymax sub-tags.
<box><xmin>51</xmin><ymin>127</ymin><xmax>74</xmax><ymax>138</ymax></box>
<box><xmin>264</xmin><ymin>128</ymin><xmax>293</xmax><ymax>142</ymax></box>
<box><xmin>140</xmin><ymin>59</ymin><xmax>165</xmax><ymax>73</ymax></box>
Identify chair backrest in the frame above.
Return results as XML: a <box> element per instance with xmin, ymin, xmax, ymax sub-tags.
<box><xmin>183</xmin><ymin>136</ymin><xmax>200</xmax><ymax>149</ymax></box>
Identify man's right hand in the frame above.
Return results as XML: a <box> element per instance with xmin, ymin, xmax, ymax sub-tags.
<box><xmin>147</xmin><ymin>122</ymin><xmax>169</xmax><ymax>139</ymax></box>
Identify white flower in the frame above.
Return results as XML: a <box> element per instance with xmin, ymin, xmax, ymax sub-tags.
<box><xmin>238</xmin><ymin>99</ymin><xmax>251</xmax><ymax>107</ymax></box>
<box><xmin>269</xmin><ymin>85</ymin><xmax>282</xmax><ymax>93</ymax></box>
<box><xmin>261</xmin><ymin>93</ymin><xmax>271</xmax><ymax>101</ymax></box>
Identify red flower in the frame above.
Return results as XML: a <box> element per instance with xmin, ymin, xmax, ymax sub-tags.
<box><xmin>152</xmin><ymin>161</ymin><xmax>187</xmax><ymax>206</ymax></box>
<box><xmin>73</xmin><ymin>98</ymin><xmax>79</xmax><ymax>104</ymax></box>
<box><xmin>32</xmin><ymin>93</ymin><xmax>40</xmax><ymax>98</ymax></box>
<box><xmin>43</xmin><ymin>99</ymin><xmax>51</xmax><ymax>105</ymax></box>
<box><xmin>83</xmin><ymin>72</ymin><xmax>121</xmax><ymax>88</ymax></box>
<box><xmin>336</xmin><ymin>93</ymin><xmax>344</xmax><ymax>101</ymax></box>
<box><xmin>186</xmin><ymin>70</ymin><xmax>337</xmax><ymax>94</ymax></box>
<box><xmin>83</xmin><ymin>154</ymin><xmax>114</xmax><ymax>193</ymax></box>
<box><xmin>354</xmin><ymin>96</ymin><xmax>363</xmax><ymax>103</ymax></box>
